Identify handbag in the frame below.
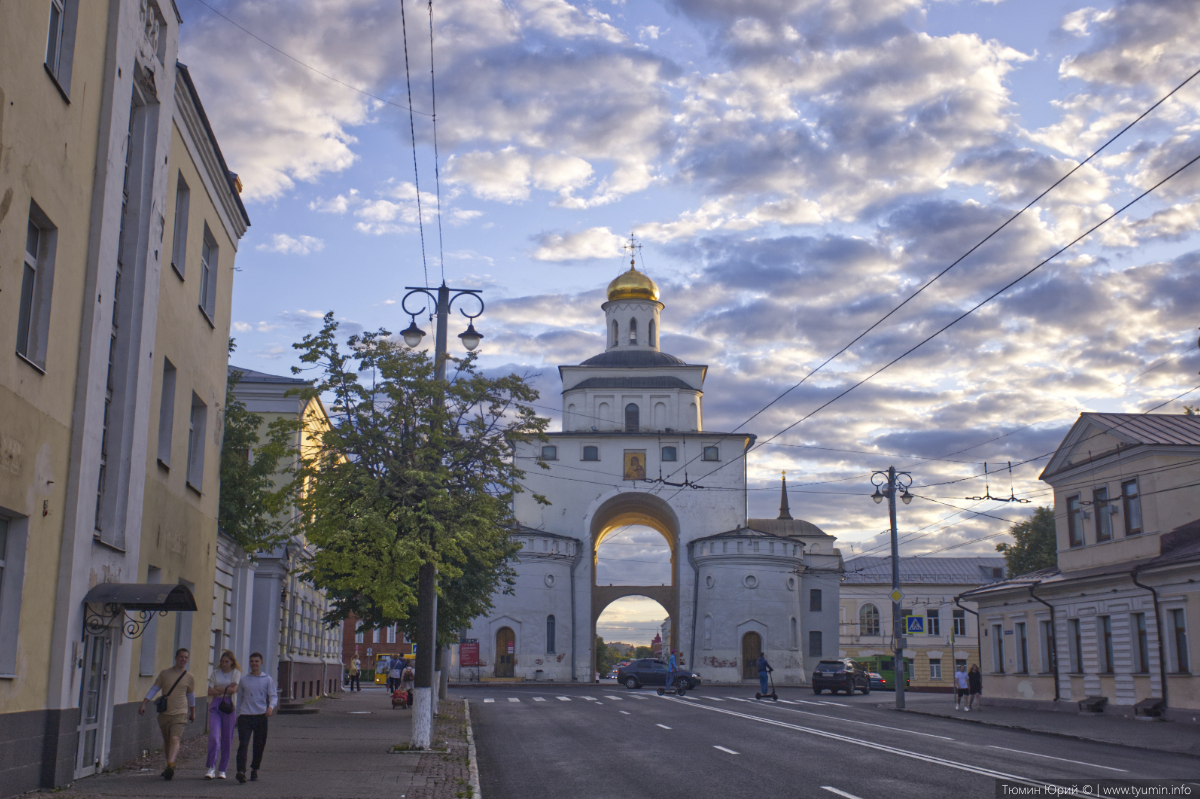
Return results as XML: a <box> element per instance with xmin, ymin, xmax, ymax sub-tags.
<box><xmin>155</xmin><ymin>669</ymin><xmax>187</xmax><ymax>714</ymax></box>
<box><xmin>218</xmin><ymin>685</ymin><xmax>233</xmax><ymax>715</ymax></box>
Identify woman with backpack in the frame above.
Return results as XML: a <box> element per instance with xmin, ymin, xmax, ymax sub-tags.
<box><xmin>205</xmin><ymin>650</ymin><xmax>242</xmax><ymax>779</ymax></box>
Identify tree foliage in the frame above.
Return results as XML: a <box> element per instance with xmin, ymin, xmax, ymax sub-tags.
<box><xmin>218</xmin><ymin>343</ymin><xmax>297</xmax><ymax>554</ymax></box>
<box><xmin>633</xmin><ymin>645</ymin><xmax>654</xmax><ymax>659</ymax></box>
<box><xmin>290</xmin><ymin>315</ymin><xmax>549</xmax><ymax>645</ymax></box>
<box><xmin>596</xmin><ymin>636</ymin><xmax>616</xmax><ymax>677</ymax></box>
<box><xmin>995</xmin><ymin>506</ymin><xmax>1058</xmax><ymax>577</ymax></box>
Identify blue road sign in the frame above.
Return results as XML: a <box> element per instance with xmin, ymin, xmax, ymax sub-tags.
<box><xmin>906</xmin><ymin>616</ymin><xmax>925</xmax><ymax>634</ymax></box>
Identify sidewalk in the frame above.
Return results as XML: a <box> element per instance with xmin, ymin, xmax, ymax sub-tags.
<box><xmin>895</xmin><ymin>693</ymin><xmax>1200</xmax><ymax>756</ymax></box>
<box><xmin>41</xmin><ymin>687</ymin><xmax>476</xmax><ymax>799</ymax></box>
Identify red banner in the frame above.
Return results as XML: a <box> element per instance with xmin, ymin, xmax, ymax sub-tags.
<box><xmin>460</xmin><ymin>640</ymin><xmax>479</xmax><ymax>666</ymax></box>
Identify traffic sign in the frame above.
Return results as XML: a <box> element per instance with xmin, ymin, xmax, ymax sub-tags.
<box><xmin>889</xmin><ymin>589</ymin><xmax>904</xmax><ymax>603</ymax></box>
<box><xmin>906</xmin><ymin>616</ymin><xmax>925</xmax><ymax>634</ymax></box>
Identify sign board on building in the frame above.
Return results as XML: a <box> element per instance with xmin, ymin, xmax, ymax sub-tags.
<box><xmin>507</xmin><ymin>640</ymin><xmax>515</xmax><ymax>654</ymax></box>
<box><xmin>906</xmin><ymin>616</ymin><xmax>925</xmax><ymax>634</ymax></box>
<box><xmin>460</xmin><ymin>639</ymin><xmax>479</xmax><ymax>667</ymax></box>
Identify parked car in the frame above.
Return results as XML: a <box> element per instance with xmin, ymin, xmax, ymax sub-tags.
<box><xmin>811</xmin><ymin>659</ymin><xmax>871</xmax><ymax>695</ymax></box>
<box><xmin>617</xmin><ymin>658</ymin><xmax>702</xmax><ymax>690</ymax></box>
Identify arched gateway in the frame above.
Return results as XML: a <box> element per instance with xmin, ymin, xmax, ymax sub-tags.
<box><xmin>455</xmin><ymin>255</ymin><xmax>844</xmax><ymax>685</ymax></box>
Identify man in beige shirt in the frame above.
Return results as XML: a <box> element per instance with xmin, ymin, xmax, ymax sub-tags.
<box><xmin>139</xmin><ymin>647</ymin><xmax>196</xmax><ymax>780</ymax></box>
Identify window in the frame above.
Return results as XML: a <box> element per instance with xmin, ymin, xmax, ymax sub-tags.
<box><xmin>387</xmin><ymin>625</ymin><xmax>397</xmax><ymax>644</ymax></box>
<box><xmin>611</xmin><ymin>321</ymin><xmax>618</xmax><ymax>346</ymax></box>
<box><xmin>952</xmin><ymin>609</ymin><xmax>967</xmax><ymax>637</ymax></box>
<box><xmin>628</xmin><ymin>317</ymin><xmax>637</xmax><ymax>344</ymax></box>
<box><xmin>156</xmin><ymin>359</ymin><xmax>176</xmax><ymax>468</ymax></box>
<box><xmin>927</xmin><ymin>609</ymin><xmax>940</xmax><ymax>636</ymax></box>
<box><xmin>355</xmin><ymin>624</ymin><xmax>364</xmax><ymax>644</ymax></box>
<box><xmin>0</xmin><ymin>515</ymin><xmax>20</xmax><ymax>675</ymax></box>
<box><xmin>661</xmin><ymin>446</ymin><xmax>677</xmax><ymax>462</ymax></box>
<box><xmin>1066</xmin><ymin>496</ymin><xmax>1084</xmax><ymax>547</ymax></box>
<box><xmin>540</xmin><ymin>445</ymin><xmax>557</xmax><ymax>461</ymax></box>
<box><xmin>808</xmin><ymin>630</ymin><xmax>822</xmax><ymax>657</ymax></box>
<box><xmin>372</xmin><ymin>628</ymin><xmax>380</xmax><ymax>644</ymax></box>
<box><xmin>198</xmin><ymin>225</ymin><xmax>218</xmax><ymax>323</ymax></box>
<box><xmin>1122</xmin><ymin>479</ymin><xmax>1142</xmax><ymax>536</ymax></box>
<box><xmin>44</xmin><ymin>0</ymin><xmax>79</xmax><ymax>94</ymax></box>
<box><xmin>648</xmin><ymin>319</ymin><xmax>656</xmax><ymax>348</ymax></box>
<box><xmin>1093</xmin><ymin>486</ymin><xmax>1112</xmax><ymax>542</ymax></box>
<box><xmin>547</xmin><ymin>615</ymin><xmax>556</xmax><ymax>654</ymax></box>
<box><xmin>1099</xmin><ymin>616</ymin><xmax>1114</xmax><ymax>673</ymax></box>
<box><xmin>1133</xmin><ymin>613</ymin><xmax>1149</xmax><ymax>673</ymax></box>
<box><xmin>929</xmin><ymin>658</ymin><xmax>942</xmax><ymax>680</ymax></box>
<box><xmin>170</xmin><ymin>174</ymin><xmax>190</xmax><ymax>278</ymax></box>
<box><xmin>702</xmin><ymin>446</ymin><xmax>719</xmax><ymax>461</ymax></box>
<box><xmin>16</xmin><ymin>207</ymin><xmax>58</xmax><ymax>370</ymax></box>
<box><xmin>992</xmin><ymin>624</ymin><xmax>1005</xmax><ymax>673</ymax></box>
<box><xmin>790</xmin><ymin>617</ymin><xmax>798</xmax><ymax>649</ymax></box>
<box><xmin>859</xmin><ymin>604</ymin><xmax>880</xmax><ymax>636</ymax></box>
<box><xmin>139</xmin><ymin>566</ymin><xmax>162</xmax><ymax>675</ymax></box>
<box><xmin>1068</xmin><ymin>618</ymin><xmax>1082</xmax><ymax>673</ymax></box>
<box><xmin>625</xmin><ymin>403</ymin><xmax>640</xmax><ymax>432</ymax></box>
<box><xmin>1016</xmin><ymin>622</ymin><xmax>1028</xmax><ymax>673</ymax></box>
<box><xmin>809</xmin><ymin>589</ymin><xmax>822</xmax><ymax>612</ymax></box>
<box><xmin>582</xmin><ymin>446</ymin><xmax>599</xmax><ymax>461</ymax></box>
<box><xmin>1170</xmin><ymin>609</ymin><xmax>1189</xmax><ymax>673</ymax></box>
<box><xmin>186</xmin><ymin>393</ymin><xmax>208</xmax><ymax>492</ymax></box>
<box><xmin>1040</xmin><ymin>619</ymin><xmax>1056</xmax><ymax>673</ymax></box>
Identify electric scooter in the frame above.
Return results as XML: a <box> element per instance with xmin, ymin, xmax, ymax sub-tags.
<box><xmin>755</xmin><ymin>670</ymin><xmax>778</xmax><ymax>701</ymax></box>
<box><xmin>657</xmin><ymin>674</ymin><xmax>688</xmax><ymax>697</ymax></box>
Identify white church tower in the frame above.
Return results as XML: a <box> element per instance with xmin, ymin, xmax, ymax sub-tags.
<box><xmin>455</xmin><ymin>252</ymin><xmax>842</xmax><ymax>686</ymax></box>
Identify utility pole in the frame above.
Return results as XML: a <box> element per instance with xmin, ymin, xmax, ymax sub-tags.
<box><xmin>872</xmin><ymin>466</ymin><xmax>912</xmax><ymax>710</ymax></box>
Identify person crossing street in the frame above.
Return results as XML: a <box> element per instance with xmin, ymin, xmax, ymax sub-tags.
<box><xmin>756</xmin><ymin>651</ymin><xmax>773</xmax><ymax>697</ymax></box>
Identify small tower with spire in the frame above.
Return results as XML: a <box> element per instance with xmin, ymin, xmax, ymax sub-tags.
<box><xmin>778</xmin><ymin>471</ymin><xmax>793</xmax><ymax>520</ymax></box>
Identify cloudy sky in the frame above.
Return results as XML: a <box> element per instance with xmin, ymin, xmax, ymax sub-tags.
<box><xmin>180</xmin><ymin>0</ymin><xmax>1200</xmax><ymax>644</ymax></box>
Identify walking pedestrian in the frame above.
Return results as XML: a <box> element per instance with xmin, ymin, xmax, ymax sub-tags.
<box><xmin>205</xmin><ymin>650</ymin><xmax>242</xmax><ymax>779</ymax></box>
<box><xmin>756</xmin><ymin>651</ymin><xmax>773</xmax><ymax>697</ymax></box>
<box><xmin>235</xmin><ymin>652</ymin><xmax>278</xmax><ymax>783</ymax></box>
<box><xmin>138</xmin><ymin>647</ymin><xmax>196</xmax><ymax>781</ymax></box>
<box><xmin>387</xmin><ymin>655</ymin><xmax>403</xmax><ymax>693</ymax></box>
<box><xmin>967</xmin><ymin>664</ymin><xmax>983</xmax><ymax>711</ymax></box>
<box><xmin>400</xmin><ymin>660</ymin><xmax>415</xmax><ymax>708</ymax></box>
<box><xmin>954</xmin><ymin>663</ymin><xmax>969</xmax><ymax>711</ymax></box>
<box><xmin>348</xmin><ymin>657</ymin><xmax>361</xmax><ymax>692</ymax></box>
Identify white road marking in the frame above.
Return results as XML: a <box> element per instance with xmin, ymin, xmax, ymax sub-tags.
<box><xmin>556</xmin><ymin>697</ymin><xmax>571</xmax><ymax>701</ymax></box>
<box><xmin>605</xmin><ymin>696</ymin><xmax>623</xmax><ymax>700</ymax></box>
<box><xmin>713</xmin><ymin>746</ymin><xmax>739</xmax><ymax>755</ymax></box>
<box><xmin>663</xmin><ymin>698</ymin><xmax>1049</xmax><ymax>789</ymax></box>
<box><xmin>620</xmin><ymin>711</ymin><xmax>631</xmax><ymax>715</ymax></box>
<box><xmin>533</xmin><ymin>697</ymin><xmax>546</xmax><ymax>702</ymax></box>
<box><xmin>348</xmin><ymin>711</ymin><xmax>372</xmax><ymax>714</ymax></box>
<box><xmin>702</xmin><ymin>697</ymin><xmax>725</xmax><ymax>701</ymax></box>
<box><xmin>779</xmin><ymin>699</ymin><xmax>823</xmax><ymax>706</ymax></box>
<box><xmin>582</xmin><ymin>696</ymin><xmax>598</xmax><ymax>701</ymax></box>
<box><xmin>821</xmin><ymin>787</ymin><xmax>865</xmax><ymax>799</ymax></box>
<box><xmin>755</xmin><ymin>703</ymin><xmax>955</xmax><ymax>740</ymax></box>
<box><xmin>986</xmin><ymin>746</ymin><xmax>1129</xmax><ymax>773</ymax></box>
<box><xmin>507</xmin><ymin>698</ymin><xmax>520</xmax><ymax>703</ymax></box>
<box><xmin>483</xmin><ymin>699</ymin><xmax>494</xmax><ymax>704</ymax></box>
<box><xmin>818</xmin><ymin>702</ymin><xmax>847</xmax><ymax>707</ymax></box>
<box><xmin>656</xmin><ymin>723</ymin><xmax>672</xmax><ymax>730</ymax></box>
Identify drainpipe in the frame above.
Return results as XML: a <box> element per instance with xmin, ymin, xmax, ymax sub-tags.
<box><xmin>1131</xmin><ymin>567</ymin><xmax>1168</xmax><ymax>709</ymax></box>
<box><xmin>569</xmin><ymin>542</ymin><xmax>582</xmax><ymax>682</ymax></box>
<box><xmin>1027</xmin><ymin>581</ymin><xmax>1059</xmax><ymax>702</ymax></box>
<box><xmin>954</xmin><ymin>595</ymin><xmax>981</xmax><ymax>672</ymax></box>
<box><xmin>687</xmin><ymin>541</ymin><xmax>700</xmax><ymax>672</ymax></box>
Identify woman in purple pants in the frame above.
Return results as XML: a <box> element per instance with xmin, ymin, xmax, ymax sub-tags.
<box><xmin>205</xmin><ymin>651</ymin><xmax>242</xmax><ymax>779</ymax></box>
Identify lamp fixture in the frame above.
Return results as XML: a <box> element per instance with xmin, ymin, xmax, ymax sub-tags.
<box><xmin>458</xmin><ymin>322</ymin><xmax>483</xmax><ymax>352</ymax></box>
<box><xmin>401</xmin><ymin>317</ymin><xmax>426</xmax><ymax>348</ymax></box>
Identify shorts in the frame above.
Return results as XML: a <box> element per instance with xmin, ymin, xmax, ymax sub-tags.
<box><xmin>158</xmin><ymin>712</ymin><xmax>187</xmax><ymax>739</ymax></box>
<box><xmin>956</xmin><ymin>688</ymin><xmax>969</xmax><ymax>699</ymax></box>
<box><xmin>969</xmin><ymin>689</ymin><xmax>982</xmax><ymax>696</ymax></box>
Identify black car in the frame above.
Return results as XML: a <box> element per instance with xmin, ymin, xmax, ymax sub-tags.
<box><xmin>811</xmin><ymin>659</ymin><xmax>871</xmax><ymax>695</ymax></box>
<box><xmin>617</xmin><ymin>658</ymin><xmax>702</xmax><ymax>690</ymax></box>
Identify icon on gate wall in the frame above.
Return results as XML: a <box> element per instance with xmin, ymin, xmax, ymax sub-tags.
<box><xmin>623</xmin><ymin>451</ymin><xmax>646</xmax><ymax>480</ymax></box>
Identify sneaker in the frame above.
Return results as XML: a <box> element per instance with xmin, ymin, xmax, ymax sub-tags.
<box><xmin>218</xmin><ymin>772</ymin><xmax>227</xmax><ymax>779</ymax></box>
<box><xmin>205</xmin><ymin>768</ymin><xmax>216</xmax><ymax>780</ymax></box>
<box><xmin>251</xmin><ymin>770</ymin><xmax>259</xmax><ymax>781</ymax></box>
<box><xmin>162</xmin><ymin>765</ymin><xmax>174</xmax><ymax>781</ymax></box>
<box><xmin>236</xmin><ymin>772</ymin><xmax>247</xmax><ymax>784</ymax></box>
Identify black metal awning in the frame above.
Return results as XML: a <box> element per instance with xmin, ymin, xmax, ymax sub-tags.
<box><xmin>82</xmin><ymin>583</ymin><xmax>197</xmax><ymax>612</ymax></box>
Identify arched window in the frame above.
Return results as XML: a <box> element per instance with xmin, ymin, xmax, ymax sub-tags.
<box><xmin>648</xmin><ymin>319</ymin><xmax>656</xmax><ymax>347</ymax></box>
<box><xmin>546</xmin><ymin>615</ymin><xmax>556</xmax><ymax>654</ymax></box>
<box><xmin>628</xmin><ymin>317</ymin><xmax>638</xmax><ymax>344</ymax></box>
<box><xmin>612</xmin><ymin>320</ymin><xmax>619</xmax><ymax>346</ymax></box>
<box><xmin>625</xmin><ymin>403</ymin><xmax>640</xmax><ymax>432</ymax></box>
<box><xmin>859</xmin><ymin>604</ymin><xmax>880</xmax><ymax>636</ymax></box>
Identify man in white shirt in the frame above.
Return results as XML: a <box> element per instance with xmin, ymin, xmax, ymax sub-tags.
<box><xmin>234</xmin><ymin>652</ymin><xmax>278</xmax><ymax>783</ymax></box>
<box><xmin>954</xmin><ymin>663</ymin><xmax>970</xmax><ymax>710</ymax></box>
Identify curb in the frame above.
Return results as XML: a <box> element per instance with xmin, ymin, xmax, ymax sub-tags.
<box><xmin>896</xmin><ymin>708</ymin><xmax>1195</xmax><ymax>757</ymax></box>
<box><xmin>465</xmin><ymin>699</ymin><xmax>482</xmax><ymax>799</ymax></box>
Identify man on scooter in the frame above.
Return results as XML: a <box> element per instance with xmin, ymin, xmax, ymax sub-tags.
<box><xmin>667</xmin><ymin>649</ymin><xmax>678</xmax><ymax>691</ymax></box>
<box><xmin>757</xmin><ymin>652</ymin><xmax>773</xmax><ymax>697</ymax></box>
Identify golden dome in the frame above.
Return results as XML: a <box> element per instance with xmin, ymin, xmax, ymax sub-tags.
<box><xmin>606</xmin><ymin>264</ymin><xmax>660</xmax><ymax>302</ymax></box>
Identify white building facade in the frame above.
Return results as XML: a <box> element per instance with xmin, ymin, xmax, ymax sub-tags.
<box><xmin>455</xmin><ymin>264</ymin><xmax>842</xmax><ymax>685</ymax></box>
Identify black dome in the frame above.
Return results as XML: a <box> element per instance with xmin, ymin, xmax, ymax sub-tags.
<box><xmin>579</xmin><ymin>350</ymin><xmax>687</xmax><ymax>367</ymax></box>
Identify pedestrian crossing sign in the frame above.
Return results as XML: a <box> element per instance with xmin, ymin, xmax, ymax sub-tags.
<box><xmin>906</xmin><ymin>616</ymin><xmax>924</xmax><ymax>634</ymax></box>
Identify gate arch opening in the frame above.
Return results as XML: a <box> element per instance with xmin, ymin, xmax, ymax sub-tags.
<box><xmin>596</xmin><ymin>595</ymin><xmax>672</xmax><ymax>674</ymax></box>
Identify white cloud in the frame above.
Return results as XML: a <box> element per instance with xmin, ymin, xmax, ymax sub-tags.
<box><xmin>445</xmin><ymin>148</ymin><xmax>533</xmax><ymax>202</ymax></box>
<box><xmin>231</xmin><ymin>322</ymin><xmax>252</xmax><ymax>333</ymax></box>
<box><xmin>531</xmin><ymin>227</ymin><xmax>624</xmax><ymax>261</ymax></box>
<box><xmin>309</xmin><ymin>190</ymin><xmax>359</xmax><ymax>214</ymax></box>
<box><xmin>639</xmin><ymin>25</ymin><xmax>661</xmax><ymax>40</ymax></box>
<box><xmin>256</xmin><ymin>233</ymin><xmax>325</xmax><ymax>255</ymax></box>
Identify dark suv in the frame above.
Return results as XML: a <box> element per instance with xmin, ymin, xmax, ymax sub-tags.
<box><xmin>617</xmin><ymin>658</ymin><xmax>702</xmax><ymax>690</ymax></box>
<box><xmin>811</xmin><ymin>659</ymin><xmax>871</xmax><ymax>695</ymax></box>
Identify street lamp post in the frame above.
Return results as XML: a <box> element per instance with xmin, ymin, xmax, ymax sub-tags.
<box><xmin>400</xmin><ymin>282</ymin><xmax>484</xmax><ymax>749</ymax></box>
<box><xmin>871</xmin><ymin>466</ymin><xmax>912</xmax><ymax>710</ymax></box>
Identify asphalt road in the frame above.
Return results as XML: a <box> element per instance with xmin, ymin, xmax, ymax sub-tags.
<box><xmin>467</xmin><ymin>683</ymin><xmax>1200</xmax><ymax>799</ymax></box>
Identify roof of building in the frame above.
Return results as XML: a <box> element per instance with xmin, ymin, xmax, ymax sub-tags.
<box><xmin>176</xmin><ymin>63</ymin><xmax>250</xmax><ymax>228</ymax></box>
<box><xmin>1077</xmin><ymin>412</ymin><xmax>1200</xmax><ymax>446</ymax></box>
<box><xmin>607</xmin><ymin>264</ymin><xmax>660</xmax><ymax>302</ymax></box>
<box><xmin>566</xmin><ymin>376</ymin><xmax>695</xmax><ymax>391</ymax></box>
<box><xmin>841</xmin><ymin>556</ymin><xmax>1008</xmax><ymax>585</ymax></box>
<box><xmin>693</xmin><ymin>526</ymin><xmax>798</xmax><ymax>544</ymax></box>
<box><xmin>747</xmin><ymin>518</ymin><xmax>830</xmax><ymax>538</ymax></box>
<box><xmin>579</xmin><ymin>350</ymin><xmax>689</xmax><ymax>368</ymax></box>
<box><xmin>229</xmin><ymin>365</ymin><xmax>309</xmax><ymax>385</ymax></box>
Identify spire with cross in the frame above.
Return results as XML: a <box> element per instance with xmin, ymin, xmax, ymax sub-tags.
<box><xmin>623</xmin><ymin>234</ymin><xmax>642</xmax><ymax>271</ymax></box>
<box><xmin>778</xmin><ymin>471</ymin><xmax>793</xmax><ymax>520</ymax></box>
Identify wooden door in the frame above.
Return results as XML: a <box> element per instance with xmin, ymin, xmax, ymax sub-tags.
<box><xmin>495</xmin><ymin>627</ymin><xmax>515</xmax><ymax>678</ymax></box>
<box><xmin>741</xmin><ymin>632</ymin><xmax>762</xmax><ymax>680</ymax></box>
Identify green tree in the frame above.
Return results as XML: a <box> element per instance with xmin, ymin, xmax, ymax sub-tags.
<box><xmin>995</xmin><ymin>506</ymin><xmax>1058</xmax><ymax>576</ymax></box>
<box><xmin>289</xmin><ymin>315</ymin><xmax>548</xmax><ymax>646</ymax></box>
<box><xmin>633</xmin><ymin>645</ymin><xmax>654</xmax><ymax>659</ymax></box>
<box><xmin>596</xmin><ymin>636</ymin><xmax>616</xmax><ymax>677</ymax></box>
<box><xmin>218</xmin><ymin>341</ymin><xmax>297</xmax><ymax>554</ymax></box>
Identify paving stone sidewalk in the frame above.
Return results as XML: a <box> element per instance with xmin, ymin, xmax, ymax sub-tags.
<box><xmin>895</xmin><ymin>693</ymin><xmax>1200</xmax><ymax>756</ymax></box>
<box><xmin>38</xmin><ymin>687</ymin><xmax>476</xmax><ymax>799</ymax></box>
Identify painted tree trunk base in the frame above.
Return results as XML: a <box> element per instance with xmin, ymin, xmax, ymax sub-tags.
<box><xmin>412</xmin><ymin>688</ymin><xmax>433</xmax><ymax>749</ymax></box>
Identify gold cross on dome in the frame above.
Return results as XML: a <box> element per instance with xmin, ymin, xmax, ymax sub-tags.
<box><xmin>623</xmin><ymin>234</ymin><xmax>642</xmax><ymax>269</ymax></box>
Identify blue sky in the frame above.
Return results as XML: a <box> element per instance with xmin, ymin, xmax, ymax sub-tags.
<box><xmin>179</xmin><ymin>0</ymin><xmax>1200</xmax><ymax>644</ymax></box>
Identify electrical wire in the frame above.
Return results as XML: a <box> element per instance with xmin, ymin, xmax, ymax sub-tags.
<box><xmin>399</xmin><ymin>0</ymin><xmax>430</xmax><ymax>287</ymax></box>
<box><xmin>427</xmin><ymin>0</ymin><xmax>446</xmax><ymax>283</ymax></box>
